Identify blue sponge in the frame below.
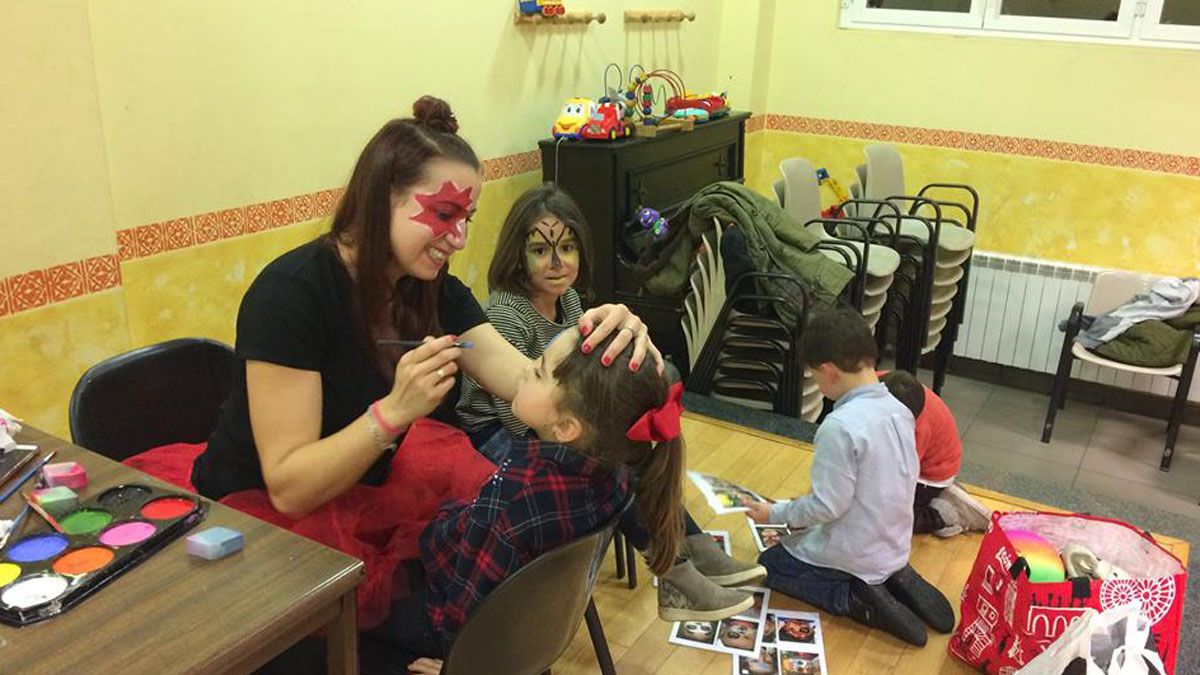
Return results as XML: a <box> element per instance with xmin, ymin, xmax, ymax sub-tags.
<box><xmin>186</xmin><ymin>526</ymin><xmax>244</xmax><ymax>560</ymax></box>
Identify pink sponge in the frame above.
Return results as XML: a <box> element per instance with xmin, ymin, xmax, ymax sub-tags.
<box><xmin>43</xmin><ymin>461</ymin><xmax>87</xmax><ymax>490</ymax></box>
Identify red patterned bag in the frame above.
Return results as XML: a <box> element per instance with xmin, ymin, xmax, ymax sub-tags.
<box><xmin>950</xmin><ymin>511</ymin><xmax>1186</xmax><ymax>674</ymax></box>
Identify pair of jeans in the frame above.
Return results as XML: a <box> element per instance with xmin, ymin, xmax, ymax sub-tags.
<box><xmin>758</xmin><ymin>544</ymin><xmax>854</xmax><ymax>616</ymax></box>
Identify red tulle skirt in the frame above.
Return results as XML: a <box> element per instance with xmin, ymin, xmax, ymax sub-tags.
<box><xmin>124</xmin><ymin>418</ymin><xmax>497</xmax><ymax>629</ymax></box>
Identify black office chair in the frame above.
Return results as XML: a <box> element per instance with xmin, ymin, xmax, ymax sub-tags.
<box><xmin>69</xmin><ymin>338</ymin><xmax>237</xmax><ymax>460</ymax></box>
<box><xmin>439</xmin><ymin>499</ymin><xmax>629</xmax><ymax>675</ymax></box>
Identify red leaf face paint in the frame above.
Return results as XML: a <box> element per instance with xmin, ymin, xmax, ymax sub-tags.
<box><xmin>412</xmin><ymin>181</ymin><xmax>474</xmax><ymax>243</ymax></box>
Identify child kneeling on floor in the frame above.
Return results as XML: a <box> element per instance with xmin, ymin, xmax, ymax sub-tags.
<box><xmin>378</xmin><ymin>328</ymin><xmax>699</xmax><ymax>671</ymax></box>
<box><xmin>743</xmin><ymin>309</ymin><xmax>954</xmax><ymax>647</ymax></box>
<box><xmin>879</xmin><ymin>370</ymin><xmax>992</xmax><ymax>537</ymax></box>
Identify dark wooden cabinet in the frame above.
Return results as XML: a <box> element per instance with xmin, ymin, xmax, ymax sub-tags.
<box><xmin>538</xmin><ymin>112</ymin><xmax>751</xmax><ymax>370</ymax></box>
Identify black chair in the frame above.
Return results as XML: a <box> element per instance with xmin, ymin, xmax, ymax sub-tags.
<box><xmin>69</xmin><ymin>338</ymin><xmax>237</xmax><ymax>460</ymax></box>
<box><xmin>439</xmin><ymin>499</ymin><xmax>629</xmax><ymax>675</ymax></box>
<box><xmin>1042</xmin><ymin>272</ymin><xmax>1200</xmax><ymax>473</ymax></box>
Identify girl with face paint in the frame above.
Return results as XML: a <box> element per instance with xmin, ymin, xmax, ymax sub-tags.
<box><xmin>457</xmin><ymin>183</ymin><xmax>593</xmax><ymax>440</ymax></box>
<box><xmin>458</xmin><ymin>185</ymin><xmax>766</xmax><ymax>628</ymax></box>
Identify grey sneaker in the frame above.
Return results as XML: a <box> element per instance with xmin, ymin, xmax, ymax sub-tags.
<box><xmin>929</xmin><ymin>499</ymin><xmax>964</xmax><ymax>537</ymax></box>
<box><xmin>658</xmin><ymin>560</ymin><xmax>754</xmax><ymax>621</ymax></box>
<box><xmin>684</xmin><ymin>533</ymin><xmax>767</xmax><ymax>586</ymax></box>
<box><xmin>940</xmin><ymin>485</ymin><xmax>991</xmax><ymax>532</ymax></box>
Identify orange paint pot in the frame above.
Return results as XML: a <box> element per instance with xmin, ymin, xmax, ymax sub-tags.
<box><xmin>52</xmin><ymin>547</ymin><xmax>115</xmax><ymax>576</ymax></box>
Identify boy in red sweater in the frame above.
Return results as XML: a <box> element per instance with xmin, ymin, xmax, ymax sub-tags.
<box><xmin>881</xmin><ymin>371</ymin><xmax>991</xmax><ymax>537</ymax></box>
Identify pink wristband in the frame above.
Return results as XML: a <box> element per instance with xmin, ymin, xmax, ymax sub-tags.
<box><xmin>369</xmin><ymin>400</ymin><xmax>406</xmax><ymax>437</ymax></box>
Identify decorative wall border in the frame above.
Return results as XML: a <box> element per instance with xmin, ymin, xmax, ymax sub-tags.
<box><xmin>0</xmin><ymin>149</ymin><xmax>546</xmax><ymax>318</ymax></box>
<box><xmin>5</xmin><ymin>119</ymin><xmax>1196</xmax><ymax>318</ymax></box>
<box><xmin>763</xmin><ymin>114</ymin><xmax>1200</xmax><ymax>177</ymax></box>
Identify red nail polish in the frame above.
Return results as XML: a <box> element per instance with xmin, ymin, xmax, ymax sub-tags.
<box><xmin>602</xmin><ymin>355</ymin><xmax>612</xmax><ymax>366</ymax></box>
<box><xmin>580</xmin><ymin>324</ymin><xmax>591</xmax><ymax>337</ymax></box>
<box><xmin>630</xmin><ymin>361</ymin><xmax>639</xmax><ymax>372</ymax></box>
<box><xmin>582</xmin><ymin>343</ymin><xmax>593</xmax><ymax>354</ymax></box>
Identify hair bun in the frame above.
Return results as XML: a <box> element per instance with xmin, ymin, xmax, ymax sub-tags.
<box><xmin>412</xmin><ymin>96</ymin><xmax>459</xmax><ymax>134</ymax></box>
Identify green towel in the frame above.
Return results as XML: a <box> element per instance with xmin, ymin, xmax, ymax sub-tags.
<box><xmin>1092</xmin><ymin>305</ymin><xmax>1200</xmax><ymax>368</ymax></box>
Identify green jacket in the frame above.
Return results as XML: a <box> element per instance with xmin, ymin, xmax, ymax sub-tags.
<box><xmin>1092</xmin><ymin>304</ymin><xmax>1200</xmax><ymax>368</ymax></box>
<box><xmin>635</xmin><ymin>182</ymin><xmax>853</xmax><ymax>325</ymax></box>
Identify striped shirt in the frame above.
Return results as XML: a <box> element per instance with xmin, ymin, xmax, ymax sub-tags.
<box><xmin>456</xmin><ymin>288</ymin><xmax>584</xmax><ymax>436</ymax></box>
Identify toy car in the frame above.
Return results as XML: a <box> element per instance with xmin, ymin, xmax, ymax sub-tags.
<box><xmin>552</xmin><ymin>97</ymin><xmax>595</xmax><ymax>139</ymax></box>
<box><xmin>518</xmin><ymin>0</ymin><xmax>565</xmax><ymax>17</ymax></box>
<box><xmin>666</xmin><ymin>91</ymin><xmax>728</xmax><ymax>118</ymax></box>
<box><xmin>579</xmin><ymin>101</ymin><xmax>631</xmax><ymax>141</ymax></box>
<box><xmin>671</xmin><ymin>107</ymin><xmax>710</xmax><ymax>123</ymax></box>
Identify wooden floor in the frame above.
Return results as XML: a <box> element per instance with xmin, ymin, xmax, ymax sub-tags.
<box><xmin>551</xmin><ymin>413</ymin><xmax>1191</xmax><ymax>675</ymax></box>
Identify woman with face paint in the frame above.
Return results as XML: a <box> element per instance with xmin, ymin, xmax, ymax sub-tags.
<box><xmin>191</xmin><ymin>97</ymin><xmax>661</xmax><ymax>520</ymax></box>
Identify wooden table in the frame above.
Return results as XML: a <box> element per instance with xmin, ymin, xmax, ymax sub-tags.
<box><xmin>0</xmin><ymin>427</ymin><xmax>365</xmax><ymax>674</ymax></box>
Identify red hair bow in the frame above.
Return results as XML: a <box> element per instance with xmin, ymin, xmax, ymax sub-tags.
<box><xmin>626</xmin><ymin>382</ymin><xmax>685</xmax><ymax>443</ymax></box>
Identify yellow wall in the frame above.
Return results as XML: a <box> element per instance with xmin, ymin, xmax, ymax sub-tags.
<box><xmin>752</xmin><ymin>4</ymin><xmax>1200</xmax><ymax>276</ymax></box>
<box><xmin>0</xmin><ymin>0</ymin><xmax>730</xmax><ymax>436</ymax></box>
<box><xmin>768</xmin><ymin>5</ymin><xmax>1200</xmax><ymax>157</ymax></box>
<box><xmin>5</xmin><ymin>0</ymin><xmax>1199</xmax><ymax>437</ymax></box>
<box><xmin>0</xmin><ymin>2</ymin><xmax>116</xmax><ymax>275</ymax></box>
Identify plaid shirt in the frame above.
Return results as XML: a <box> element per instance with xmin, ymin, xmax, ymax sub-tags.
<box><xmin>420</xmin><ymin>430</ymin><xmax>629</xmax><ymax>647</ymax></box>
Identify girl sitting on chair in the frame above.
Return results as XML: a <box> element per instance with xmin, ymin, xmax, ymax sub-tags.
<box><xmin>387</xmin><ymin>328</ymin><xmax>688</xmax><ymax>672</ymax></box>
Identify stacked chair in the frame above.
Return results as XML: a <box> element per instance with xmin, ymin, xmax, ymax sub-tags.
<box><xmin>682</xmin><ymin>213</ymin><xmax>869</xmax><ymax>422</ymax></box>
<box><xmin>774</xmin><ymin>158</ymin><xmax>901</xmax><ymax>420</ymax></box>
<box><xmin>842</xmin><ymin>144</ymin><xmax>979</xmax><ymax>392</ymax></box>
<box><xmin>682</xmin><ymin>219</ymin><xmax>810</xmax><ymax>417</ymax></box>
<box><xmin>776</xmin><ymin>157</ymin><xmax>901</xmax><ymax>335</ymax></box>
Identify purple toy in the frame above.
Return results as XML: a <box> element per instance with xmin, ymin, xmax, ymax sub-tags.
<box><xmin>637</xmin><ymin>207</ymin><xmax>669</xmax><ymax>239</ymax></box>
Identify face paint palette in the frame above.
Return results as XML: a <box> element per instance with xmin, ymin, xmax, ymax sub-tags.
<box><xmin>0</xmin><ymin>483</ymin><xmax>205</xmax><ymax>626</ymax></box>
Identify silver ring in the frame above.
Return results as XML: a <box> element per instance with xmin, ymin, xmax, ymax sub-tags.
<box><xmin>437</xmin><ymin>367</ymin><xmax>446</xmax><ymax>379</ymax></box>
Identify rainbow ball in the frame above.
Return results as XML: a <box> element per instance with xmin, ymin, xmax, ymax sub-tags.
<box><xmin>1007</xmin><ymin>529</ymin><xmax>1065</xmax><ymax>582</ymax></box>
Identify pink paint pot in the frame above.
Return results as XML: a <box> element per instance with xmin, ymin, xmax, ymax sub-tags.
<box><xmin>97</xmin><ymin>521</ymin><xmax>157</xmax><ymax>547</ymax></box>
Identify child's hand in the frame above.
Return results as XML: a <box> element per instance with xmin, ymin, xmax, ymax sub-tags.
<box><xmin>409</xmin><ymin>658</ymin><xmax>443</xmax><ymax>674</ymax></box>
<box><xmin>742</xmin><ymin>498</ymin><xmax>772</xmax><ymax>524</ymax></box>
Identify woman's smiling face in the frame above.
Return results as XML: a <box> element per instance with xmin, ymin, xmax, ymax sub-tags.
<box><xmin>389</xmin><ymin>157</ymin><xmax>481</xmax><ymax>280</ymax></box>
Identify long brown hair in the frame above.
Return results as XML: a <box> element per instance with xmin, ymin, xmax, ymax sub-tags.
<box><xmin>487</xmin><ymin>183</ymin><xmax>594</xmax><ymax>298</ymax></box>
<box><xmin>552</xmin><ymin>331</ymin><xmax>684</xmax><ymax>575</ymax></box>
<box><xmin>327</xmin><ymin>96</ymin><xmax>480</xmax><ymax>367</ymax></box>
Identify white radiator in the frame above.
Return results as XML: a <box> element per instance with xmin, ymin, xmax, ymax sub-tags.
<box><xmin>954</xmin><ymin>252</ymin><xmax>1200</xmax><ymax>403</ymax></box>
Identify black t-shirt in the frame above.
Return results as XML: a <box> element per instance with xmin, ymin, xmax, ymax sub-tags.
<box><xmin>191</xmin><ymin>238</ymin><xmax>488</xmax><ymax>500</ymax></box>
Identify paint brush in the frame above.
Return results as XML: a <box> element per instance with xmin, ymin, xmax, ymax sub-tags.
<box><xmin>377</xmin><ymin>339</ymin><xmax>473</xmax><ymax>349</ymax></box>
<box><xmin>21</xmin><ymin>491</ymin><xmax>64</xmax><ymax>534</ymax></box>
<box><xmin>0</xmin><ymin>450</ymin><xmax>56</xmax><ymax>503</ymax></box>
<box><xmin>0</xmin><ymin>504</ymin><xmax>31</xmax><ymax>550</ymax></box>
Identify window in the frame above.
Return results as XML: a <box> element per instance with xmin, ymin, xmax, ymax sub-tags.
<box><xmin>1140</xmin><ymin>0</ymin><xmax>1200</xmax><ymax>43</ymax></box>
<box><xmin>840</xmin><ymin>0</ymin><xmax>1200</xmax><ymax>48</ymax></box>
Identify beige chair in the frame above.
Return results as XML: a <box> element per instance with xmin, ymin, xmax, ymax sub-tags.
<box><xmin>1042</xmin><ymin>271</ymin><xmax>1200</xmax><ymax>471</ymax></box>
<box><xmin>842</xmin><ymin>143</ymin><xmax>980</xmax><ymax>392</ymax></box>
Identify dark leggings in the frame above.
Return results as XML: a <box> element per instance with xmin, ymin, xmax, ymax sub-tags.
<box><xmin>368</xmin><ymin>562</ymin><xmax>445</xmax><ymax>664</ymax></box>
<box><xmin>913</xmin><ymin>483</ymin><xmax>947</xmax><ymax>534</ymax></box>
<box><xmin>620</xmin><ymin>503</ymin><xmax>703</xmax><ymax>551</ymax></box>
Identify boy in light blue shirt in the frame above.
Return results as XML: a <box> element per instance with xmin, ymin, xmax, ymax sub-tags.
<box><xmin>744</xmin><ymin>309</ymin><xmax>954</xmax><ymax>647</ymax></box>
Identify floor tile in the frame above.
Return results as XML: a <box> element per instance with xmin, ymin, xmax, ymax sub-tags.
<box><xmin>1073</xmin><ymin>469</ymin><xmax>1200</xmax><ymax>520</ymax></box>
<box><xmin>964</xmin><ymin>397</ymin><xmax>1095</xmax><ymax>468</ymax></box>
<box><xmin>961</xmin><ymin>440</ymin><xmax>1080</xmax><ymax>489</ymax></box>
<box><xmin>1081</xmin><ymin>432</ymin><xmax>1200</xmax><ymax>488</ymax></box>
